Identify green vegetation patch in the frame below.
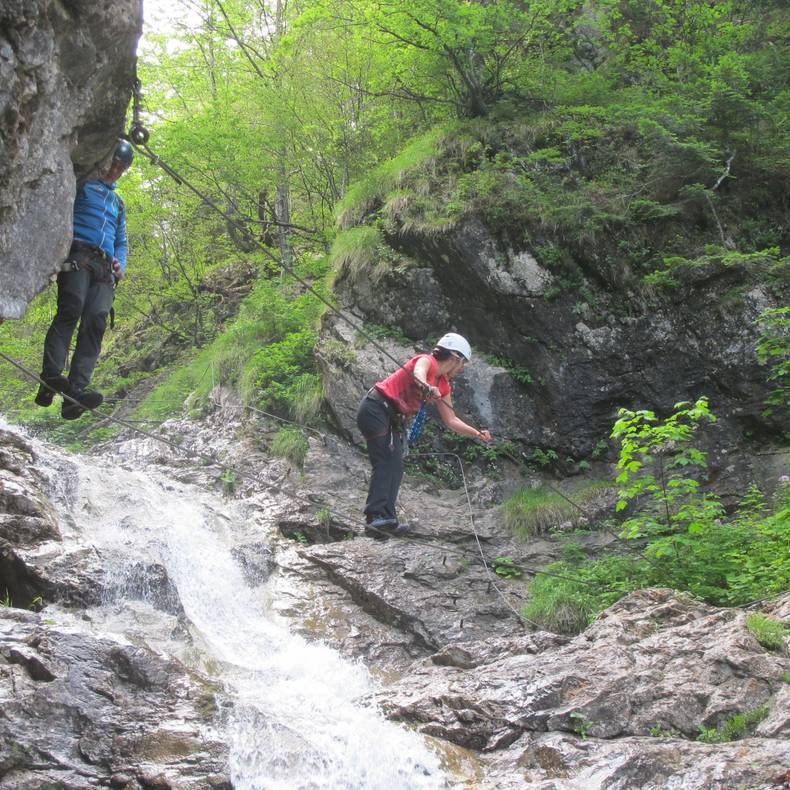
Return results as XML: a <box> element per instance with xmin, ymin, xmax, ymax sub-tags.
<box><xmin>271</xmin><ymin>427</ymin><xmax>309</xmax><ymax>468</ymax></box>
<box><xmin>523</xmin><ymin>555</ymin><xmax>644</xmax><ymax>634</ymax></box>
<box><xmin>337</xmin><ymin>127</ymin><xmax>448</xmax><ymax>229</ymax></box>
<box><xmin>697</xmin><ymin>706</ymin><xmax>770</xmax><ymax>743</ymax></box>
<box><xmin>523</xmin><ymin>401</ymin><xmax>790</xmax><ymax>635</ymax></box>
<box><xmin>746</xmin><ymin>613</ymin><xmax>787</xmax><ymax>652</ymax></box>
<box><xmin>137</xmin><ymin>260</ymin><xmax>327</xmax><ymax>424</ymax></box>
<box><xmin>503</xmin><ymin>481</ymin><xmax>614</xmax><ymax>539</ymax></box>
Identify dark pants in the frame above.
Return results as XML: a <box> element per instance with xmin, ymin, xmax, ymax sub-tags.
<box><xmin>356</xmin><ymin>393</ymin><xmax>404</xmax><ymax>524</ymax></box>
<box><xmin>42</xmin><ymin>261</ymin><xmax>114</xmax><ymax>391</ymax></box>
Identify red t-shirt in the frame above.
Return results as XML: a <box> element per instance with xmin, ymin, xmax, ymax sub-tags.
<box><xmin>375</xmin><ymin>354</ymin><xmax>451</xmax><ymax>416</ymax></box>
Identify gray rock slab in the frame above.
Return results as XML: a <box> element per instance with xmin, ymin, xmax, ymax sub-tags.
<box><xmin>0</xmin><ymin>608</ymin><xmax>229</xmax><ymax>788</ymax></box>
<box><xmin>0</xmin><ymin>0</ymin><xmax>142</xmax><ymax>318</ymax></box>
<box><xmin>377</xmin><ymin>588</ymin><xmax>789</xmax><ymax>787</ymax></box>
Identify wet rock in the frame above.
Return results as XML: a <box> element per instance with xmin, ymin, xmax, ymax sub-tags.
<box><xmin>231</xmin><ymin>541</ymin><xmax>275</xmax><ymax>585</ymax></box>
<box><xmin>378</xmin><ymin>589</ymin><xmax>790</xmax><ymax>787</ymax></box>
<box><xmin>0</xmin><ymin>428</ymin><xmax>60</xmax><ymax>547</ymax></box>
<box><xmin>0</xmin><ymin>609</ymin><xmax>229</xmax><ymax>788</ymax></box>
<box><xmin>0</xmin><ymin>429</ymin><xmax>182</xmax><ymax>614</ymax></box>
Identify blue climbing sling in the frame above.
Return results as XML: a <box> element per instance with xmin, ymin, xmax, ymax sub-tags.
<box><xmin>408</xmin><ymin>404</ymin><xmax>427</xmax><ymax>446</ymax></box>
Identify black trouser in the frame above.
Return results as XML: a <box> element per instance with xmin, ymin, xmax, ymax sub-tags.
<box><xmin>41</xmin><ymin>251</ymin><xmax>114</xmax><ymax>392</ymax></box>
<box><xmin>356</xmin><ymin>393</ymin><xmax>404</xmax><ymax>524</ymax></box>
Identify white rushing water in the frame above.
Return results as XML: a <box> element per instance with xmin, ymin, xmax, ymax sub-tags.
<box><xmin>38</xmin><ymin>441</ymin><xmax>447</xmax><ymax>789</ymax></box>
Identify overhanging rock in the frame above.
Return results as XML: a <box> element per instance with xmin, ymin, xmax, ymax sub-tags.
<box><xmin>0</xmin><ymin>0</ymin><xmax>142</xmax><ymax>319</ymax></box>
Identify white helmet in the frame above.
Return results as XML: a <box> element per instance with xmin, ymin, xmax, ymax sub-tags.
<box><xmin>436</xmin><ymin>332</ymin><xmax>472</xmax><ymax>361</ymax></box>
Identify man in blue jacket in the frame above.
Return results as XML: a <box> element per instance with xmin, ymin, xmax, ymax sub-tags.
<box><xmin>36</xmin><ymin>140</ymin><xmax>133</xmax><ymax>419</ymax></box>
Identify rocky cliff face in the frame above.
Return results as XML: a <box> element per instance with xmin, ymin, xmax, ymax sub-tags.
<box><xmin>322</xmin><ymin>216</ymin><xmax>787</xmax><ymax>492</ymax></box>
<box><xmin>0</xmin><ymin>0</ymin><xmax>142</xmax><ymax>319</ymax></box>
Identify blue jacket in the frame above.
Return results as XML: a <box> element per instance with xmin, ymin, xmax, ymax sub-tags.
<box><xmin>73</xmin><ymin>180</ymin><xmax>128</xmax><ymax>271</ymax></box>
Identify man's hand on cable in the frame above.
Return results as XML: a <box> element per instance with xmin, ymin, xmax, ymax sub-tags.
<box><xmin>477</xmin><ymin>429</ymin><xmax>492</xmax><ymax>442</ymax></box>
<box><xmin>112</xmin><ymin>258</ymin><xmax>124</xmax><ymax>281</ymax></box>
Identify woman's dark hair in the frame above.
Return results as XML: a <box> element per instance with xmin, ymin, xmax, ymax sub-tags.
<box><xmin>432</xmin><ymin>346</ymin><xmax>453</xmax><ymax>361</ymax></box>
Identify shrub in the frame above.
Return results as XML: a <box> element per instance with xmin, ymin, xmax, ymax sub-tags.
<box><xmin>245</xmin><ymin>329</ymin><xmax>320</xmax><ymax>417</ymax></box>
<box><xmin>525</xmin><ymin>401</ymin><xmax>790</xmax><ymax>634</ymax></box>
<box><xmin>271</xmin><ymin>427</ymin><xmax>309</xmax><ymax>468</ymax></box>
<box><xmin>746</xmin><ymin>613</ymin><xmax>787</xmax><ymax>651</ymax></box>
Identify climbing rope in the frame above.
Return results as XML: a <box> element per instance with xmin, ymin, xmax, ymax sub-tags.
<box><xmin>415</xmin><ymin>451</ymin><xmax>539</xmax><ymax>627</ymax></box>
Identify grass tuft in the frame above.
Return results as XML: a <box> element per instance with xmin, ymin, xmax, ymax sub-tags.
<box><xmin>503</xmin><ymin>481</ymin><xmax>614</xmax><ymax>539</ymax></box>
<box><xmin>697</xmin><ymin>706</ymin><xmax>770</xmax><ymax>743</ymax></box>
<box><xmin>271</xmin><ymin>427</ymin><xmax>309</xmax><ymax>468</ymax></box>
<box><xmin>336</xmin><ymin>127</ymin><xmax>446</xmax><ymax>229</ymax></box>
<box><xmin>746</xmin><ymin>613</ymin><xmax>787</xmax><ymax>651</ymax></box>
<box><xmin>329</xmin><ymin>227</ymin><xmax>384</xmax><ymax>284</ymax></box>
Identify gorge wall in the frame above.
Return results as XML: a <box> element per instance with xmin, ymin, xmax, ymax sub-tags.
<box><xmin>0</xmin><ymin>0</ymin><xmax>142</xmax><ymax>319</ymax></box>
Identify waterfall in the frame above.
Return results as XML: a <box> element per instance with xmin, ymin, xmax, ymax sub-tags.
<box><xmin>33</xmin><ymin>436</ymin><xmax>446</xmax><ymax>789</ymax></box>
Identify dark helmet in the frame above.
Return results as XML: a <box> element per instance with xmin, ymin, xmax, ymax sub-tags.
<box><xmin>112</xmin><ymin>139</ymin><xmax>134</xmax><ymax>168</ymax></box>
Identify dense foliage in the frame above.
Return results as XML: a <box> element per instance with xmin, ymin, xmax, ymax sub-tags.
<box><xmin>524</xmin><ymin>400</ymin><xmax>790</xmax><ymax>633</ymax></box>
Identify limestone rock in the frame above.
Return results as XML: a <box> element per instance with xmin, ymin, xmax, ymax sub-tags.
<box><xmin>0</xmin><ymin>608</ymin><xmax>229</xmax><ymax>788</ymax></box>
<box><xmin>378</xmin><ymin>588</ymin><xmax>790</xmax><ymax>788</ymax></box>
<box><xmin>0</xmin><ymin>428</ymin><xmax>59</xmax><ymax>548</ymax></box>
<box><xmin>0</xmin><ymin>0</ymin><xmax>142</xmax><ymax>319</ymax></box>
<box><xmin>324</xmin><ymin>217</ymin><xmax>789</xmax><ymax>489</ymax></box>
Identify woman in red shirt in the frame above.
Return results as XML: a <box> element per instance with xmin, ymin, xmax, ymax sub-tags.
<box><xmin>356</xmin><ymin>332</ymin><xmax>492</xmax><ymax>538</ymax></box>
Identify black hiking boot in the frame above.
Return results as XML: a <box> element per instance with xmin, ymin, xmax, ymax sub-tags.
<box><xmin>34</xmin><ymin>375</ymin><xmax>69</xmax><ymax>407</ymax></box>
<box><xmin>364</xmin><ymin>516</ymin><xmax>397</xmax><ymax>540</ymax></box>
<box><xmin>61</xmin><ymin>388</ymin><xmax>103</xmax><ymax>420</ymax></box>
<box><xmin>364</xmin><ymin>518</ymin><xmax>411</xmax><ymax>540</ymax></box>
